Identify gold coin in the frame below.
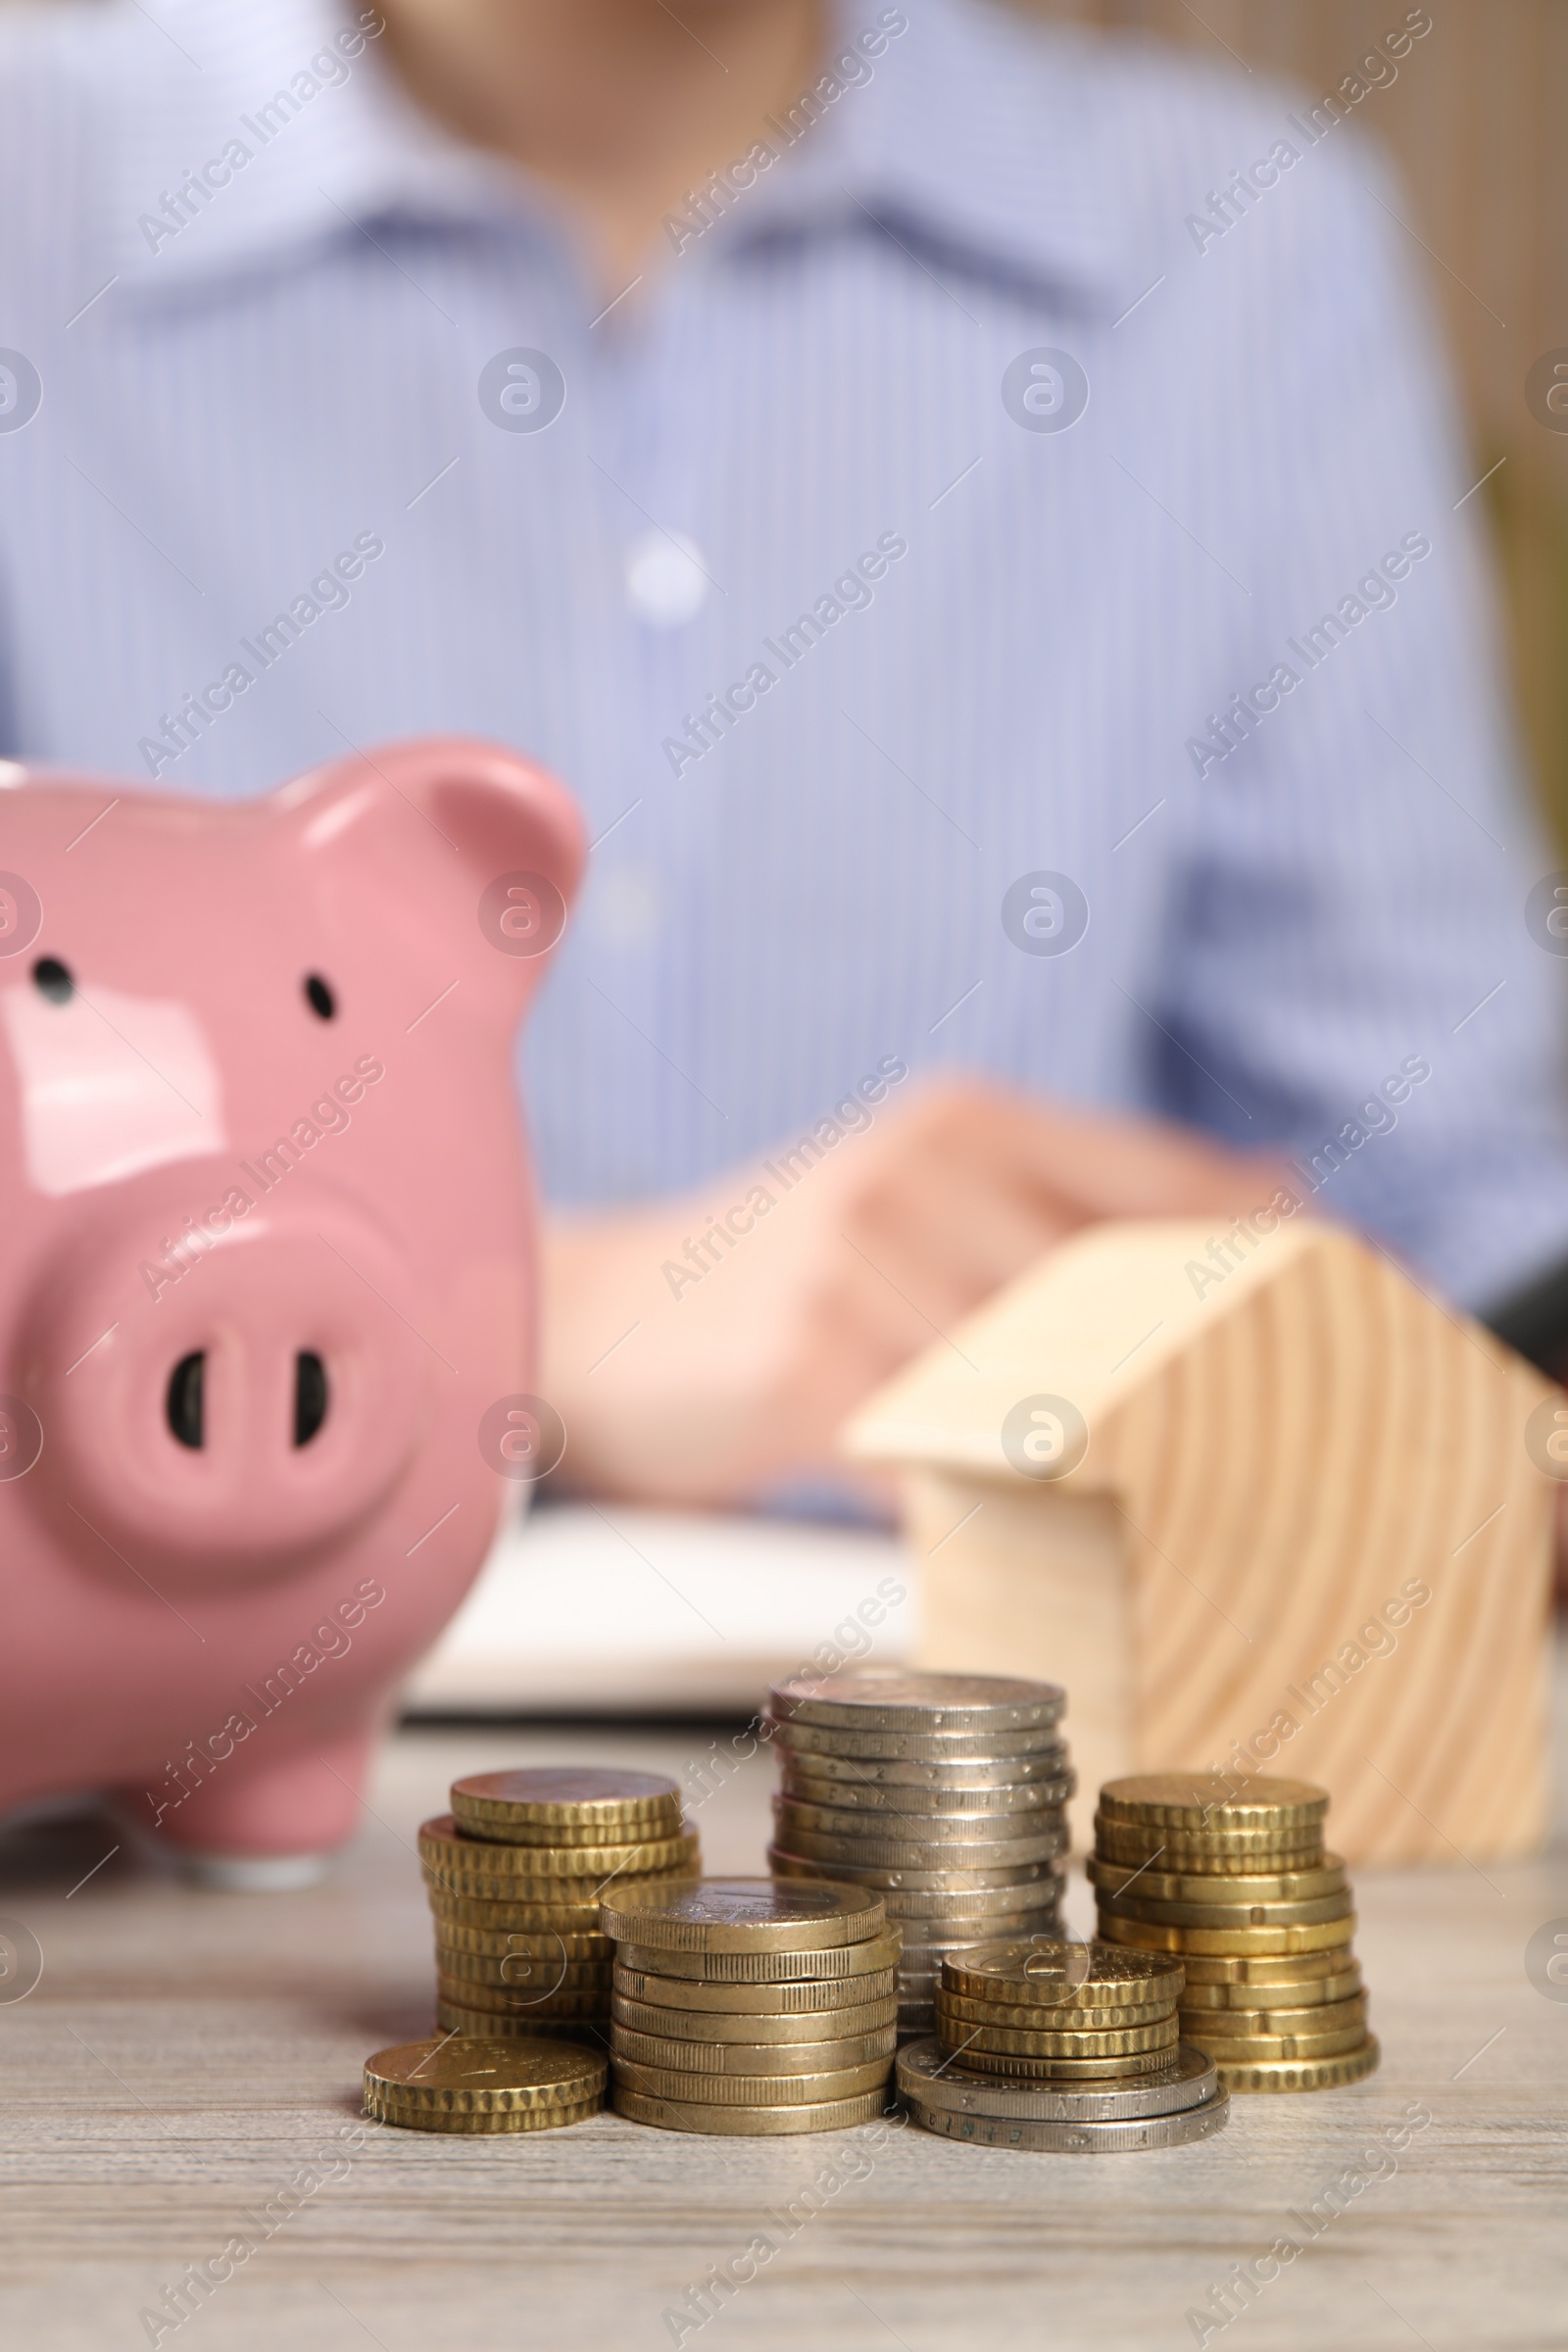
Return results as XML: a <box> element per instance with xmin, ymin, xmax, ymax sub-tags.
<box><xmin>612</xmin><ymin>2055</ymin><xmax>891</xmax><ymax>2105</ymax></box>
<box><xmin>450</xmin><ymin>1768</ymin><xmax>683</xmax><ymax>1842</ymax></box>
<box><xmin>369</xmin><ymin>2073</ymin><xmax>600</xmax><ymax>2122</ymax></box>
<box><xmin>434</xmin><ymin>1997</ymin><xmax>608</xmax><ymax>2040</ymax></box>
<box><xmin>1096</xmin><ymin>1913</ymin><xmax>1356</xmax><ymax>1957</ymax></box>
<box><xmin>1185</xmin><ymin>2017</ymin><xmax>1369</xmax><ymax>2063</ymax></box>
<box><xmin>612</xmin><ymin>1992</ymin><xmax>898</xmax><ymax>2044</ymax></box>
<box><xmin>1098</xmin><ymin>1775</ymin><xmax>1329</xmax><ymax>1833</ymax></box>
<box><xmin>425</xmin><ymin>1887</ymin><xmax>610</xmax><ymax>1934</ymax></box>
<box><xmin>612</xmin><ymin>2024</ymin><xmax>898</xmax><ymax>2076</ymax></box>
<box><xmin>423</xmin><ymin>1865</ymin><xmax>688</xmax><ymax>1907</ymax></box>
<box><xmin>1095</xmin><ymin>1888</ymin><xmax>1352</xmax><ymax>1931</ymax></box>
<box><xmin>1094</xmin><ymin>1818</ymin><xmax>1323</xmax><ymax>1868</ymax></box>
<box><xmin>364</xmin><ymin>2034</ymin><xmax>605</xmax><ymax>2118</ymax></box>
<box><xmin>1088</xmin><ymin>1854</ymin><xmax>1348</xmax><ymax>1904</ymax></box>
<box><xmin>369</xmin><ymin>2091</ymin><xmax>603</xmax><ymax>2134</ymax></box>
<box><xmin>931</xmin><ymin>2011</ymin><xmax>1180</xmax><ymax>2061</ymax></box>
<box><xmin>934</xmin><ymin>1987</ymin><xmax>1177</xmax><ymax>2034</ymax></box>
<box><xmin>1096</xmin><ymin>1839</ymin><xmax>1323</xmax><ymax>1880</ymax></box>
<box><xmin>601</xmin><ymin>1879</ymin><xmax>886</xmax><ymax>1953</ymax></box>
<box><xmin>1175</xmin><ymin>1946</ymin><xmax>1358</xmax><ymax>1986</ymax></box>
<box><xmin>434</xmin><ymin>1946</ymin><xmax>612</xmax><ymax>1992</ymax></box>
<box><xmin>419</xmin><ymin>1816</ymin><xmax>699</xmax><ymax>1880</ymax></box>
<box><xmin>613</xmin><ymin>1931</ymin><xmax>903</xmax><ymax>1984</ymax></box>
<box><xmin>454</xmin><ymin>1820</ymin><xmax>682</xmax><ymax>1849</ymax></box>
<box><xmin>1214</xmin><ymin>2035</ymin><xmax>1380</xmax><ymax>2092</ymax></box>
<box><xmin>436</xmin><ymin>1921</ymin><xmax>614</xmax><ymax>1962</ymax></box>
<box><xmin>1182</xmin><ymin>1994</ymin><xmax>1367</xmax><ymax>2036</ymax></box>
<box><xmin>614</xmin><ymin>1964</ymin><xmax>899</xmax><ymax>2013</ymax></box>
<box><xmin>939</xmin><ymin>1939</ymin><xmax>1186</xmax><ymax>2010</ymax></box>
<box><xmin>936</xmin><ymin>2039</ymin><xmax>1179</xmax><ymax>2082</ymax></box>
<box><xmin>1179</xmin><ymin>1966</ymin><xmax>1363</xmax><ymax>2010</ymax></box>
<box><xmin>434</xmin><ymin>1975</ymin><xmax>608</xmax><ymax>2018</ymax></box>
<box><xmin>613</xmin><ymin>2085</ymin><xmax>888</xmax><ymax>2135</ymax></box>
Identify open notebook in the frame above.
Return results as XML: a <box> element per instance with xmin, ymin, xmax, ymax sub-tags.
<box><xmin>401</xmin><ymin>1502</ymin><xmax>917</xmax><ymax>1716</ymax></box>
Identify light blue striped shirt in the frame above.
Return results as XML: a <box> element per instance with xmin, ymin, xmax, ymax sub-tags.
<box><xmin>3</xmin><ymin>0</ymin><xmax>1566</xmax><ymax>1308</ymax></box>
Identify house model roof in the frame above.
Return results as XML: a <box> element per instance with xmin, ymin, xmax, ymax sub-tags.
<box><xmin>842</xmin><ymin>1215</ymin><xmax>1529</xmax><ymax>1483</ymax></box>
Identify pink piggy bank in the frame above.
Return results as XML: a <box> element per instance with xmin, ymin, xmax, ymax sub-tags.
<box><xmin>0</xmin><ymin>737</ymin><xmax>584</xmax><ymax>1884</ymax></box>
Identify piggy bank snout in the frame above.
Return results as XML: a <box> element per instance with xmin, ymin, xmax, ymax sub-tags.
<box><xmin>27</xmin><ymin>1188</ymin><xmax>430</xmax><ymax>1579</ymax></box>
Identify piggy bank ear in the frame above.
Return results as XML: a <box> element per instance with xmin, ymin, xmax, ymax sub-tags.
<box><xmin>277</xmin><ymin>736</ymin><xmax>586</xmax><ymax>1012</ymax></box>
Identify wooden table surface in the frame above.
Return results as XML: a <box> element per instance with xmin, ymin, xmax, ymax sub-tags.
<box><xmin>5</xmin><ymin>1642</ymin><xmax>1566</xmax><ymax>2352</ymax></box>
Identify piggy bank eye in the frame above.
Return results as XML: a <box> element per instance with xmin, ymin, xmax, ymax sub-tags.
<box><xmin>303</xmin><ymin>973</ymin><xmax>335</xmax><ymax>1019</ymax></box>
<box><xmin>32</xmin><ymin>956</ymin><xmax>74</xmax><ymax>1004</ymax></box>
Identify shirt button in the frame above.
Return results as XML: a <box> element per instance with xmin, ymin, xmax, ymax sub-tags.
<box><xmin>588</xmin><ymin>865</ymin><xmax>662</xmax><ymax>951</ymax></box>
<box><xmin>624</xmin><ymin>529</ymin><xmax>710</xmax><ymax>626</ymax></box>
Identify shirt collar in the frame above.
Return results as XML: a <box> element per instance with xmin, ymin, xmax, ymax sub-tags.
<box><xmin>106</xmin><ymin>0</ymin><xmax>1131</xmax><ymax>308</ymax></box>
<box><xmin>734</xmin><ymin>0</ymin><xmax>1127</xmax><ymax>302</ymax></box>
<box><xmin>107</xmin><ymin>0</ymin><xmax>527</xmax><ymax>293</ymax></box>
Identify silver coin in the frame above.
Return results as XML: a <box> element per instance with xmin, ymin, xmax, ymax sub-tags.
<box><xmin>781</xmin><ymin>1773</ymin><xmax>1073</xmax><ymax>1818</ymax></box>
<box><xmin>780</xmin><ymin>1747</ymin><xmax>1071</xmax><ymax>1792</ymax></box>
<box><xmin>897</xmin><ymin>1935</ymin><xmax>1061</xmax><ymax>1977</ymax></box>
<box><xmin>896</xmin><ymin>2037</ymin><xmax>1220</xmax><ymax>2121</ymax></box>
<box><xmin>905</xmin><ymin>2086</ymin><xmax>1230</xmax><ymax>2153</ymax></box>
<box><xmin>768</xmin><ymin>1671</ymin><xmax>1064</xmax><ymax>1736</ymax></box>
<box><xmin>767</xmin><ymin>1844</ymin><xmax>1057</xmax><ymax>1893</ymax></box>
<box><xmin>889</xmin><ymin>1922</ymin><xmax>1062</xmax><ymax>1949</ymax></box>
<box><xmin>898</xmin><ymin>1940</ymin><xmax>1021</xmax><ymax>1975</ymax></box>
<box><xmin>876</xmin><ymin>1892</ymin><xmax>1063</xmax><ymax>1930</ymax></box>
<box><xmin>897</xmin><ymin>1921</ymin><xmax>1062</xmax><ymax>1960</ymax></box>
<box><xmin>773</xmin><ymin>1809</ymin><xmax>1068</xmax><ymax>1868</ymax></box>
<box><xmin>848</xmin><ymin>1872</ymin><xmax>1060</xmax><ymax>1909</ymax></box>
<box><xmin>775</xmin><ymin>1791</ymin><xmax>1069</xmax><ymax>1838</ymax></box>
<box><xmin>767</xmin><ymin>1718</ymin><xmax>1068</xmax><ymax>1763</ymax></box>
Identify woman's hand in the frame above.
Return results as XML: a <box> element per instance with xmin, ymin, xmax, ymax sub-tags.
<box><xmin>539</xmin><ymin>1076</ymin><xmax>1292</xmax><ymax>1507</ymax></box>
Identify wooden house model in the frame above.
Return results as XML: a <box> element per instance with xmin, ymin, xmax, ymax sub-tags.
<box><xmin>842</xmin><ymin>1217</ymin><xmax>1557</xmax><ymax>1863</ymax></box>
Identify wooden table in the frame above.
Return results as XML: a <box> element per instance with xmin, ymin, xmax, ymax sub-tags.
<box><xmin>5</xmin><ymin>1643</ymin><xmax>1566</xmax><ymax>2351</ymax></box>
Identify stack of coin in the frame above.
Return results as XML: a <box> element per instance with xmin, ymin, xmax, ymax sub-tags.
<box><xmin>763</xmin><ymin>1670</ymin><xmax>1071</xmax><ymax>2034</ymax></box>
<box><xmin>897</xmin><ymin>2037</ymin><xmax>1226</xmax><ymax>2154</ymax></box>
<box><xmin>418</xmin><ymin>1768</ymin><xmax>700</xmax><ymax>2041</ymax></box>
<box><xmin>602</xmin><ymin>1878</ymin><xmax>900</xmax><ymax>2134</ymax></box>
<box><xmin>1090</xmin><ymin>1774</ymin><xmax>1378</xmax><ymax>2091</ymax></box>
<box><xmin>364</xmin><ymin>2034</ymin><xmax>607</xmax><ymax>2133</ymax></box>
<box><xmin>901</xmin><ymin>1936</ymin><xmax>1227</xmax><ymax>2151</ymax></box>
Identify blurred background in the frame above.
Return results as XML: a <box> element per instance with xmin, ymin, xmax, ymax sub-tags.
<box><xmin>6</xmin><ymin>2</ymin><xmax>1562</xmax><ymax>828</ymax></box>
<box><xmin>1023</xmin><ymin>0</ymin><xmax>1568</xmax><ymax>846</ymax></box>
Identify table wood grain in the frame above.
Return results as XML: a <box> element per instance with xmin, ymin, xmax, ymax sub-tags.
<box><xmin>4</xmin><ymin>1641</ymin><xmax>1566</xmax><ymax>2352</ymax></box>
